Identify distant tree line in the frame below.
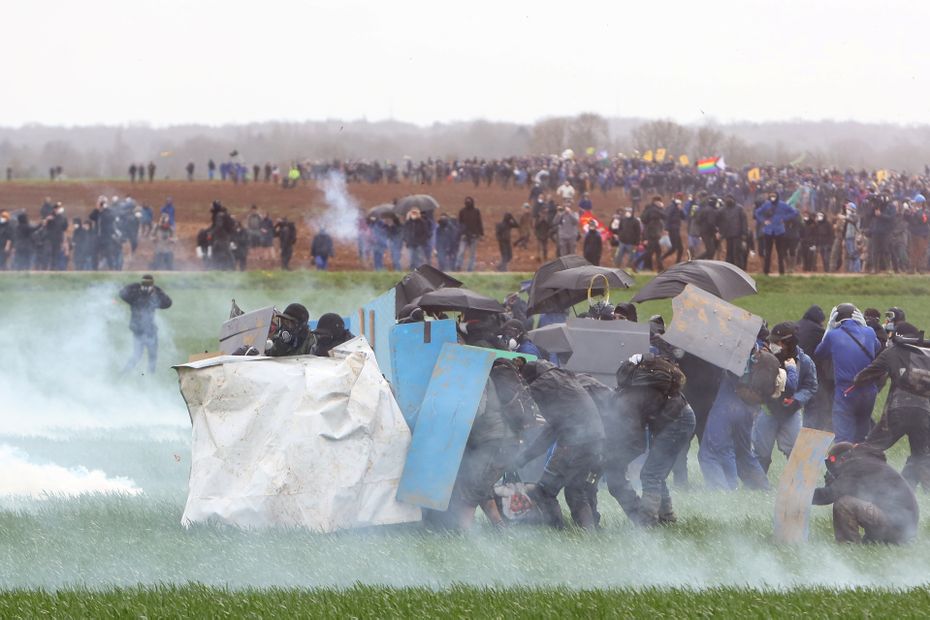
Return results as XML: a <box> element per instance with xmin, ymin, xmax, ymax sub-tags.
<box><xmin>2</xmin><ymin>115</ymin><xmax>929</xmax><ymax>180</ymax></box>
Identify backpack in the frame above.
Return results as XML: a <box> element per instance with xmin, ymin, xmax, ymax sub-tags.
<box><xmin>735</xmin><ymin>349</ymin><xmax>780</xmax><ymax>405</ymax></box>
<box><xmin>616</xmin><ymin>355</ymin><xmax>685</xmax><ymax>397</ymax></box>
<box><xmin>899</xmin><ymin>342</ymin><xmax>930</xmax><ymax>397</ymax></box>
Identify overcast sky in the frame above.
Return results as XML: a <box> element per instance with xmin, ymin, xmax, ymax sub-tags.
<box><xmin>4</xmin><ymin>0</ymin><xmax>928</xmax><ymax>128</ymax></box>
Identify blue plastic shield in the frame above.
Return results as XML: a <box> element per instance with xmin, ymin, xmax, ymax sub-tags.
<box><xmin>396</xmin><ymin>343</ymin><xmax>497</xmax><ymax>510</ymax></box>
<box><xmin>389</xmin><ymin>319</ymin><xmax>457</xmax><ymax>428</ymax></box>
<box><xmin>357</xmin><ymin>289</ymin><xmax>397</xmax><ymax>382</ymax></box>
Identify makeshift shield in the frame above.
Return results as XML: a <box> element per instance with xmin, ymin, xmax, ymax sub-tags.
<box><xmin>396</xmin><ymin>344</ymin><xmax>498</xmax><ymax>510</ymax></box>
<box><xmin>218</xmin><ymin>306</ymin><xmax>275</xmax><ymax>355</ymax></box>
<box><xmin>562</xmin><ymin>318</ymin><xmax>650</xmax><ymax>385</ymax></box>
<box><xmin>389</xmin><ymin>319</ymin><xmax>458</xmax><ymax>429</ymax></box>
<box><xmin>356</xmin><ymin>288</ymin><xmax>396</xmax><ymax>382</ymax></box>
<box><xmin>774</xmin><ymin>427</ymin><xmax>835</xmax><ymax>543</ymax></box>
<box><xmin>661</xmin><ymin>284</ymin><xmax>763</xmax><ymax>376</ymax></box>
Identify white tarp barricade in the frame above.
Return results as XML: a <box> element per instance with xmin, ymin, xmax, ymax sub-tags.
<box><xmin>175</xmin><ymin>337</ymin><xmax>421</xmax><ymax>532</ymax></box>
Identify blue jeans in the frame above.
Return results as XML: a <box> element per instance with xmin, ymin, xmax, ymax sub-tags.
<box><xmin>642</xmin><ymin>407</ymin><xmax>696</xmax><ymax>501</ymax></box>
<box><xmin>699</xmin><ymin>377</ymin><xmax>770</xmax><ymax>491</ymax></box>
<box><xmin>123</xmin><ymin>330</ymin><xmax>158</xmax><ymax>374</ymax></box>
<box><xmin>408</xmin><ymin>245</ymin><xmax>426</xmax><ymax>270</ymax></box>
<box><xmin>372</xmin><ymin>247</ymin><xmax>385</xmax><ymax>271</ymax></box>
<box><xmin>314</xmin><ymin>255</ymin><xmax>329</xmax><ymax>270</ymax></box>
<box><xmin>457</xmin><ymin>237</ymin><xmax>478</xmax><ymax>271</ymax></box>
<box><xmin>752</xmin><ymin>410</ymin><xmax>801</xmax><ymax>473</ymax></box>
<box><xmin>845</xmin><ymin>238</ymin><xmax>861</xmax><ymax>273</ymax></box>
<box><xmin>832</xmin><ymin>385</ymin><xmax>877</xmax><ymax>443</ymax></box>
<box><xmin>390</xmin><ymin>241</ymin><xmax>403</xmax><ymax>271</ymax></box>
<box><xmin>614</xmin><ymin>243</ymin><xmax>635</xmax><ymax>267</ymax></box>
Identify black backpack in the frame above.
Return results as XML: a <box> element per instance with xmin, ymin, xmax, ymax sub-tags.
<box><xmin>898</xmin><ymin>342</ymin><xmax>930</xmax><ymax>397</ymax></box>
<box><xmin>616</xmin><ymin>355</ymin><xmax>686</xmax><ymax>397</ymax></box>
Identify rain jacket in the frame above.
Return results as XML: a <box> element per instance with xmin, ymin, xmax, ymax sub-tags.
<box><xmin>754</xmin><ymin>199</ymin><xmax>798</xmax><ymax>236</ymax></box>
<box><xmin>814</xmin><ymin>320</ymin><xmax>880</xmax><ymax>388</ymax></box>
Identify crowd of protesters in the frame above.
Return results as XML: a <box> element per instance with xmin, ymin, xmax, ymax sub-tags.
<box><xmin>3</xmin><ymin>154</ymin><xmax>930</xmax><ymax>273</ymax></box>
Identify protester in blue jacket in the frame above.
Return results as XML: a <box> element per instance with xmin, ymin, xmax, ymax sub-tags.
<box><xmin>814</xmin><ymin>303</ymin><xmax>881</xmax><ymax>443</ymax></box>
<box><xmin>754</xmin><ymin>192</ymin><xmax>798</xmax><ymax>275</ymax></box>
<box><xmin>752</xmin><ymin>322</ymin><xmax>818</xmax><ymax>473</ymax></box>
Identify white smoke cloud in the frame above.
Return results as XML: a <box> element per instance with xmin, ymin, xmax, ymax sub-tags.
<box><xmin>316</xmin><ymin>170</ymin><xmax>361</xmax><ymax>242</ymax></box>
<box><xmin>0</xmin><ymin>444</ymin><xmax>141</xmax><ymax>497</ymax></box>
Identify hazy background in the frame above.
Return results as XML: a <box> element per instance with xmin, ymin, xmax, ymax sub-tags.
<box><xmin>2</xmin><ymin>0</ymin><xmax>930</xmax><ymax>175</ymax></box>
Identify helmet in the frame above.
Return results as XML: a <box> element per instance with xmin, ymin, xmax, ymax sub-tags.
<box><xmin>770</xmin><ymin>321</ymin><xmax>798</xmax><ymax>342</ymax></box>
<box><xmin>885</xmin><ymin>307</ymin><xmax>906</xmax><ymax>324</ymax></box>
<box><xmin>835</xmin><ymin>303</ymin><xmax>858</xmax><ymax>322</ymax></box>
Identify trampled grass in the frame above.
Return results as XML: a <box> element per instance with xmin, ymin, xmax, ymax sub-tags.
<box><xmin>1</xmin><ymin>271</ymin><xmax>930</xmax><ymax>606</ymax></box>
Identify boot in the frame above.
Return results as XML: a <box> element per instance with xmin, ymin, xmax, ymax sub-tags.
<box><xmin>527</xmin><ymin>485</ymin><xmax>565</xmax><ymax>530</ymax></box>
<box><xmin>638</xmin><ymin>492</ymin><xmax>661</xmax><ymax>527</ymax></box>
<box><xmin>658</xmin><ymin>495</ymin><xmax>677</xmax><ymax>525</ymax></box>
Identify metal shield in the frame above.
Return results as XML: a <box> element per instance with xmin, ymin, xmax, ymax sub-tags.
<box><xmin>218</xmin><ymin>306</ymin><xmax>275</xmax><ymax>355</ymax></box>
<box><xmin>389</xmin><ymin>319</ymin><xmax>458</xmax><ymax>429</ymax></box>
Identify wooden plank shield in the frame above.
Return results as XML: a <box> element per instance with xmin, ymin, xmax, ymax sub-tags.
<box><xmin>773</xmin><ymin>427</ymin><xmax>835</xmax><ymax>543</ymax></box>
<box><xmin>396</xmin><ymin>343</ymin><xmax>497</xmax><ymax>510</ymax></box>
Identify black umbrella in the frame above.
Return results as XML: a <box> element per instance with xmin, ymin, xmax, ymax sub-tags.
<box><xmin>394</xmin><ymin>265</ymin><xmax>462</xmax><ymax>316</ymax></box>
<box><xmin>526</xmin><ymin>255</ymin><xmax>591</xmax><ymax>315</ymax></box>
<box><xmin>542</xmin><ymin>265</ymin><xmax>634</xmax><ymax>293</ymax></box>
<box><xmin>630</xmin><ymin>260</ymin><xmax>757</xmax><ymax>303</ymax></box>
<box><xmin>418</xmin><ymin>287</ymin><xmax>505</xmax><ymax>314</ymax></box>
<box><xmin>395</xmin><ymin>194</ymin><xmax>440</xmax><ymax>216</ymax></box>
<box><xmin>367</xmin><ymin>203</ymin><xmax>395</xmax><ymax>218</ymax></box>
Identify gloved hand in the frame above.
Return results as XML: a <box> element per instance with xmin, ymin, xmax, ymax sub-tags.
<box><xmin>850</xmin><ymin>309</ymin><xmax>866</xmax><ymax>326</ymax></box>
<box><xmin>784</xmin><ymin>358</ymin><xmax>797</xmax><ymax>369</ymax></box>
<box><xmin>782</xmin><ymin>397</ymin><xmax>795</xmax><ymax>407</ymax></box>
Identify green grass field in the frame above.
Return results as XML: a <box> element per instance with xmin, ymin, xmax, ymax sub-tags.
<box><xmin>1</xmin><ymin>271</ymin><xmax>930</xmax><ymax>613</ymax></box>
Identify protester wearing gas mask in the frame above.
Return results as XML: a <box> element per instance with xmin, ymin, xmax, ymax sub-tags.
<box><xmin>309</xmin><ymin>313</ymin><xmax>353</xmax><ymax>357</ymax></box>
<box><xmin>119</xmin><ymin>274</ymin><xmax>172</xmax><ymax>375</ymax></box>
<box><xmin>813</xmin><ymin>442</ymin><xmax>918</xmax><ymax>545</ymax></box>
<box><xmin>265</xmin><ymin>303</ymin><xmax>313</xmax><ymax>357</ymax></box>
<box><xmin>752</xmin><ymin>322</ymin><xmax>818</xmax><ymax>474</ymax></box>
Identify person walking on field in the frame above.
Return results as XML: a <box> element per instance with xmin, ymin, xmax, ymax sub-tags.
<box><xmin>553</xmin><ymin>200</ymin><xmax>580</xmax><ymax>257</ymax></box>
<box><xmin>457</xmin><ymin>197</ymin><xmax>483</xmax><ymax>271</ymax></box>
<box><xmin>120</xmin><ymin>274</ymin><xmax>172</xmax><ymax>375</ymax></box>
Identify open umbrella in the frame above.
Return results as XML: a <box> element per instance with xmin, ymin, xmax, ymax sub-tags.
<box><xmin>395</xmin><ymin>194</ymin><xmax>440</xmax><ymax>216</ymax></box>
<box><xmin>542</xmin><ymin>265</ymin><xmax>634</xmax><ymax>293</ymax></box>
<box><xmin>367</xmin><ymin>203</ymin><xmax>395</xmax><ymax>218</ymax></box>
<box><xmin>630</xmin><ymin>260</ymin><xmax>757</xmax><ymax>303</ymax></box>
<box><xmin>394</xmin><ymin>265</ymin><xmax>462</xmax><ymax>316</ymax></box>
<box><xmin>526</xmin><ymin>255</ymin><xmax>592</xmax><ymax>315</ymax></box>
<box><xmin>418</xmin><ymin>287</ymin><xmax>505</xmax><ymax>314</ymax></box>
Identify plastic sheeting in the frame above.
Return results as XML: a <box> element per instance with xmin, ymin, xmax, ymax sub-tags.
<box><xmin>175</xmin><ymin>338</ymin><xmax>421</xmax><ymax>532</ymax></box>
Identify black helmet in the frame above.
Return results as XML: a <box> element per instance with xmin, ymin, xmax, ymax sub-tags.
<box><xmin>282</xmin><ymin>303</ymin><xmax>309</xmax><ymax>325</ymax></box>
<box><xmin>614</xmin><ymin>302</ymin><xmax>638</xmax><ymax>322</ymax></box>
<box><xmin>313</xmin><ymin>312</ymin><xmax>345</xmax><ymax>339</ymax></box>
<box><xmin>770</xmin><ymin>321</ymin><xmax>798</xmax><ymax>342</ymax></box>
<box><xmin>825</xmin><ymin>441</ymin><xmax>855</xmax><ymax>472</ymax></box>
<box><xmin>885</xmin><ymin>307</ymin><xmax>906</xmax><ymax>324</ymax></box>
<box><xmin>835</xmin><ymin>303</ymin><xmax>858</xmax><ymax>322</ymax></box>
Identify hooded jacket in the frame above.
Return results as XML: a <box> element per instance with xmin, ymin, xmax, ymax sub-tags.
<box><xmin>754</xmin><ymin>198</ymin><xmax>798</xmax><ymax>236</ymax></box>
<box><xmin>812</xmin><ymin>444</ymin><xmax>918</xmax><ymax>542</ymax></box>
<box><xmin>814</xmin><ymin>320</ymin><xmax>880</xmax><ymax>388</ymax></box>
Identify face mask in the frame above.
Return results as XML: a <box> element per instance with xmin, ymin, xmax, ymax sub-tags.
<box><xmin>884</xmin><ymin>321</ymin><xmax>895</xmax><ymax>333</ymax></box>
<box><xmin>624</xmin><ymin>211</ymin><xmax>632</xmax><ymax>218</ymax></box>
<box><xmin>769</xmin><ymin>343</ymin><xmax>782</xmax><ymax>355</ymax></box>
<box><xmin>141</xmin><ymin>285</ymin><xmax>152</xmax><ymax>294</ymax></box>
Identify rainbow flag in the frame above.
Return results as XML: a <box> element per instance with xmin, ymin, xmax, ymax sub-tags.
<box><xmin>697</xmin><ymin>157</ymin><xmax>718</xmax><ymax>174</ymax></box>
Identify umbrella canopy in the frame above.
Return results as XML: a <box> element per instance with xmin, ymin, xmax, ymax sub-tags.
<box><xmin>526</xmin><ymin>255</ymin><xmax>592</xmax><ymax>315</ymax></box>
<box><xmin>542</xmin><ymin>265</ymin><xmax>635</xmax><ymax>293</ymax></box>
<box><xmin>418</xmin><ymin>287</ymin><xmax>505</xmax><ymax>314</ymax></box>
<box><xmin>367</xmin><ymin>203</ymin><xmax>396</xmax><ymax>218</ymax></box>
<box><xmin>630</xmin><ymin>260</ymin><xmax>757</xmax><ymax>303</ymax></box>
<box><xmin>395</xmin><ymin>194</ymin><xmax>440</xmax><ymax>216</ymax></box>
<box><xmin>394</xmin><ymin>265</ymin><xmax>462</xmax><ymax>316</ymax></box>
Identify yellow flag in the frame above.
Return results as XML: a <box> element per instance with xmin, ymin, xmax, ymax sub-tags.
<box><xmin>585</xmin><ymin>146</ymin><xmax>595</xmax><ymax>156</ymax></box>
<box><xmin>643</xmin><ymin>150</ymin><xmax>654</xmax><ymax>162</ymax></box>
<box><xmin>678</xmin><ymin>155</ymin><xmax>689</xmax><ymax>166</ymax></box>
<box><xmin>655</xmin><ymin>148</ymin><xmax>666</xmax><ymax>162</ymax></box>
<box><xmin>747</xmin><ymin>167</ymin><xmax>761</xmax><ymax>182</ymax></box>
<box><xmin>876</xmin><ymin>169</ymin><xmax>888</xmax><ymax>183</ymax></box>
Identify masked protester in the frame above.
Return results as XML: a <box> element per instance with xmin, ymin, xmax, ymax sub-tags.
<box><xmin>853</xmin><ymin>322</ymin><xmax>930</xmax><ymax>489</ymax></box>
<box><xmin>513</xmin><ymin>360</ymin><xmax>605</xmax><ymax>530</ymax></box>
<box><xmin>883</xmin><ymin>307</ymin><xmax>907</xmax><ymax>338</ymax></box>
<box><xmin>119</xmin><ymin>274</ymin><xmax>172</xmax><ymax>374</ymax></box>
<box><xmin>309</xmin><ymin>312</ymin><xmax>353</xmax><ymax>357</ymax></box>
<box><xmin>425</xmin><ymin>359</ymin><xmax>537</xmax><ymax>530</ymax></box>
<box><xmin>265</xmin><ymin>303</ymin><xmax>313</xmax><ymax>357</ymax></box>
<box><xmin>604</xmin><ymin>355</ymin><xmax>695</xmax><ymax>526</ymax></box>
<box><xmin>813</xmin><ymin>442</ymin><xmax>918</xmax><ymax>544</ymax></box>
<box><xmin>499</xmin><ymin>319</ymin><xmax>545</xmax><ymax>358</ymax></box>
<box><xmin>797</xmin><ymin>305</ymin><xmax>832</xmax><ymax>431</ymax></box>
<box><xmin>813</xmin><ymin>303</ymin><xmax>881</xmax><ymax>442</ymax></box>
<box><xmin>752</xmin><ymin>322</ymin><xmax>818</xmax><ymax>473</ymax></box>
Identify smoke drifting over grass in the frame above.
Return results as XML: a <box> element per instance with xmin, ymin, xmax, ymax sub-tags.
<box><xmin>0</xmin><ymin>444</ymin><xmax>141</xmax><ymax>497</ymax></box>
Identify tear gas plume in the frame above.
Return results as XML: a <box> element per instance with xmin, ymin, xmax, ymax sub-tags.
<box><xmin>315</xmin><ymin>170</ymin><xmax>361</xmax><ymax>242</ymax></box>
<box><xmin>0</xmin><ymin>444</ymin><xmax>141</xmax><ymax>497</ymax></box>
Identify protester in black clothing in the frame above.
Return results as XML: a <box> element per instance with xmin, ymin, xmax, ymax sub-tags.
<box><xmin>717</xmin><ymin>196</ymin><xmax>747</xmax><ymax>267</ymax></box>
<box><xmin>797</xmin><ymin>305</ymin><xmax>832</xmax><ymax>431</ymax></box>
<box><xmin>641</xmin><ymin>196</ymin><xmax>665</xmax><ymax>271</ymax></box>
<box><xmin>119</xmin><ymin>274</ymin><xmax>172</xmax><ymax>375</ymax></box>
<box><xmin>232</xmin><ymin>221</ymin><xmax>249</xmax><ymax>271</ymax></box>
<box><xmin>813</xmin><ymin>442</ymin><xmax>918</xmax><ymax>544</ymax></box>
<box><xmin>209</xmin><ymin>201</ymin><xmax>236</xmax><ymax>270</ymax></box>
<box><xmin>661</xmin><ymin>198</ymin><xmax>686</xmax><ymax>264</ymax></box>
<box><xmin>274</xmin><ymin>217</ymin><xmax>298</xmax><ymax>270</ymax></box>
<box><xmin>854</xmin><ymin>323</ymin><xmax>930</xmax><ymax>488</ymax></box>
<box><xmin>12</xmin><ymin>213</ymin><xmax>37</xmax><ymax>270</ymax></box>
<box><xmin>310</xmin><ymin>313</ymin><xmax>354</xmax><ymax>357</ymax></box>
<box><xmin>695</xmin><ymin>197</ymin><xmax>720</xmax><ymax>260</ymax></box>
<box><xmin>582</xmin><ymin>223</ymin><xmax>603</xmax><ymax>266</ymax></box>
<box><xmin>495</xmin><ymin>213</ymin><xmax>519</xmax><ymax>272</ymax></box>
<box><xmin>310</xmin><ymin>228</ymin><xmax>335</xmax><ymax>270</ymax></box>
<box><xmin>514</xmin><ymin>360</ymin><xmax>605</xmax><ymax>530</ymax></box>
